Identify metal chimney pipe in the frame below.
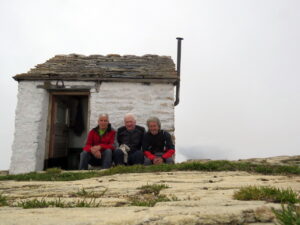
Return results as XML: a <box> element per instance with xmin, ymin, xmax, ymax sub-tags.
<box><xmin>174</xmin><ymin>37</ymin><xmax>183</xmax><ymax>106</ymax></box>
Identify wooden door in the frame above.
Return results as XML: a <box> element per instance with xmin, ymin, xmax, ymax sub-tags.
<box><xmin>49</xmin><ymin>96</ymin><xmax>69</xmax><ymax>159</ymax></box>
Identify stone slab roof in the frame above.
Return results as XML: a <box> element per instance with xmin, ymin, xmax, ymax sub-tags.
<box><xmin>14</xmin><ymin>54</ymin><xmax>178</xmax><ymax>83</ymax></box>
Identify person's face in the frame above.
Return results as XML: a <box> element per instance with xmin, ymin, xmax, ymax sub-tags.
<box><xmin>148</xmin><ymin>121</ymin><xmax>159</xmax><ymax>135</ymax></box>
<box><xmin>98</xmin><ymin>116</ymin><xmax>109</xmax><ymax>130</ymax></box>
<box><xmin>124</xmin><ymin>116</ymin><xmax>136</xmax><ymax>131</ymax></box>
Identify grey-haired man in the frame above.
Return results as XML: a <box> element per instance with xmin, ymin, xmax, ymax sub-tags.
<box><xmin>142</xmin><ymin>116</ymin><xmax>175</xmax><ymax>165</ymax></box>
<box><xmin>79</xmin><ymin>114</ymin><xmax>116</xmax><ymax>170</ymax></box>
<box><xmin>113</xmin><ymin>113</ymin><xmax>145</xmax><ymax>165</ymax></box>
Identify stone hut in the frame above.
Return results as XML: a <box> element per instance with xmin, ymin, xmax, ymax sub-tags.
<box><xmin>10</xmin><ymin>54</ymin><xmax>179</xmax><ymax>174</ymax></box>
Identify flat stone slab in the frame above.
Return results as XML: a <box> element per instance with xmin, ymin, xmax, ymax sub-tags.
<box><xmin>0</xmin><ymin>170</ymin><xmax>299</xmax><ymax>224</ymax></box>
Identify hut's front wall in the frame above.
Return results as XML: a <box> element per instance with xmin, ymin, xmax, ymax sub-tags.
<box><xmin>89</xmin><ymin>82</ymin><xmax>175</xmax><ymax>132</ymax></box>
<box><xmin>10</xmin><ymin>81</ymin><xmax>175</xmax><ymax>174</ymax></box>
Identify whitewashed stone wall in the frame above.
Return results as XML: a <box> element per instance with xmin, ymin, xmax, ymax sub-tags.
<box><xmin>89</xmin><ymin>82</ymin><xmax>175</xmax><ymax>133</ymax></box>
<box><xmin>10</xmin><ymin>81</ymin><xmax>49</xmax><ymax>174</ymax></box>
<box><xmin>10</xmin><ymin>81</ymin><xmax>175</xmax><ymax>174</ymax></box>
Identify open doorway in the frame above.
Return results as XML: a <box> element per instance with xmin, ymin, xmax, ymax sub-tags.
<box><xmin>45</xmin><ymin>92</ymin><xmax>89</xmax><ymax>170</ymax></box>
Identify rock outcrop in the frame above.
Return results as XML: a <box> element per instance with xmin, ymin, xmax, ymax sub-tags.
<box><xmin>0</xmin><ymin>156</ymin><xmax>299</xmax><ymax>225</ymax></box>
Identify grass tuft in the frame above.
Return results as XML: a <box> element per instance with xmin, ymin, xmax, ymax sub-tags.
<box><xmin>130</xmin><ymin>183</ymin><xmax>175</xmax><ymax>207</ymax></box>
<box><xmin>137</xmin><ymin>184</ymin><xmax>169</xmax><ymax>195</ymax></box>
<box><xmin>281</xmin><ymin>156</ymin><xmax>300</xmax><ymax>165</ymax></box>
<box><xmin>234</xmin><ymin>186</ymin><xmax>300</xmax><ymax>204</ymax></box>
<box><xmin>45</xmin><ymin>167</ymin><xmax>62</xmax><ymax>174</ymax></box>
<box><xmin>71</xmin><ymin>188</ymin><xmax>107</xmax><ymax>198</ymax></box>
<box><xmin>272</xmin><ymin>204</ymin><xmax>300</xmax><ymax>225</ymax></box>
<box><xmin>130</xmin><ymin>194</ymin><xmax>171</xmax><ymax>207</ymax></box>
<box><xmin>17</xmin><ymin>198</ymin><xmax>66</xmax><ymax>209</ymax></box>
<box><xmin>73</xmin><ymin>198</ymin><xmax>102</xmax><ymax>207</ymax></box>
<box><xmin>16</xmin><ymin>197</ymin><xmax>102</xmax><ymax>209</ymax></box>
<box><xmin>0</xmin><ymin>193</ymin><xmax>9</xmax><ymax>207</ymax></box>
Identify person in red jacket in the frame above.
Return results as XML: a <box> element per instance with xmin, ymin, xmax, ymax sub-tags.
<box><xmin>142</xmin><ymin>116</ymin><xmax>175</xmax><ymax>165</ymax></box>
<box><xmin>79</xmin><ymin>113</ymin><xmax>116</xmax><ymax>170</ymax></box>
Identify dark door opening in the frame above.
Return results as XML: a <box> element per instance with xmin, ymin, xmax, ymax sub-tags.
<box><xmin>45</xmin><ymin>93</ymin><xmax>89</xmax><ymax>170</ymax></box>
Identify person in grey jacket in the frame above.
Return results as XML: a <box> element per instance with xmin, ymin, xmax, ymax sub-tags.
<box><xmin>113</xmin><ymin>113</ymin><xmax>145</xmax><ymax>165</ymax></box>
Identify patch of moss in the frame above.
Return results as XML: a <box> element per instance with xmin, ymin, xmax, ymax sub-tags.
<box><xmin>234</xmin><ymin>186</ymin><xmax>300</xmax><ymax>204</ymax></box>
<box><xmin>0</xmin><ymin>161</ymin><xmax>299</xmax><ymax>181</ymax></box>
<box><xmin>130</xmin><ymin>183</ymin><xmax>176</xmax><ymax>207</ymax></box>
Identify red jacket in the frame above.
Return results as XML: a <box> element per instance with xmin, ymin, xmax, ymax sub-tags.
<box><xmin>83</xmin><ymin>124</ymin><xmax>116</xmax><ymax>153</ymax></box>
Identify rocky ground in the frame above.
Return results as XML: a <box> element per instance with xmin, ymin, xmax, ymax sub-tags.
<box><xmin>0</xmin><ymin>156</ymin><xmax>299</xmax><ymax>225</ymax></box>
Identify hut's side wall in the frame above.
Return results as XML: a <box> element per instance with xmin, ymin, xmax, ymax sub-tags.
<box><xmin>89</xmin><ymin>82</ymin><xmax>175</xmax><ymax>133</ymax></box>
<box><xmin>10</xmin><ymin>81</ymin><xmax>49</xmax><ymax>174</ymax></box>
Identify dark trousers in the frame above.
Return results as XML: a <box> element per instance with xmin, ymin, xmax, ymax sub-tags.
<box><xmin>144</xmin><ymin>152</ymin><xmax>174</xmax><ymax>165</ymax></box>
<box><xmin>113</xmin><ymin>149</ymin><xmax>144</xmax><ymax>166</ymax></box>
<box><xmin>79</xmin><ymin>149</ymin><xmax>112</xmax><ymax>170</ymax></box>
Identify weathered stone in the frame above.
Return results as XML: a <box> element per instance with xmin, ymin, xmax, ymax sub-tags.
<box><xmin>1</xmin><ymin>165</ymin><xmax>299</xmax><ymax>225</ymax></box>
<box><xmin>13</xmin><ymin>54</ymin><xmax>177</xmax><ymax>82</ymax></box>
<box><xmin>254</xmin><ymin>206</ymin><xmax>276</xmax><ymax>222</ymax></box>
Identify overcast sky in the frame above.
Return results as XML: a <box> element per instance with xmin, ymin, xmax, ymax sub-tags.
<box><xmin>0</xmin><ymin>0</ymin><xmax>299</xmax><ymax>170</ymax></box>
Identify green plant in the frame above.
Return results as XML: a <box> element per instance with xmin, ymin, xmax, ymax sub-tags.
<box><xmin>138</xmin><ymin>184</ymin><xmax>169</xmax><ymax>195</ymax></box>
<box><xmin>16</xmin><ymin>197</ymin><xmax>102</xmax><ymax>209</ymax></box>
<box><xmin>16</xmin><ymin>198</ymin><xmax>66</xmax><ymax>209</ymax></box>
<box><xmin>73</xmin><ymin>198</ymin><xmax>102</xmax><ymax>207</ymax></box>
<box><xmin>130</xmin><ymin>183</ymin><xmax>175</xmax><ymax>207</ymax></box>
<box><xmin>234</xmin><ymin>186</ymin><xmax>300</xmax><ymax>204</ymax></box>
<box><xmin>0</xmin><ymin>193</ymin><xmax>8</xmax><ymax>206</ymax></box>
<box><xmin>281</xmin><ymin>156</ymin><xmax>300</xmax><ymax>165</ymax></box>
<box><xmin>273</xmin><ymin>204</ymin><xmax>300</xmax><ymax>225</ymax></box>
<box><xmin>130</xmin><ymin>194</ymin><xmax>171</xmax><ymax>207</ymax></box>
<box><xmin>71</xmin><ymin>188</ymin><xmax>107</xmax><ymax>198</ymax></box>
<box><xmin>45</xmin><ymin>167</ymin><xmax>62</xmax><ymax>174</ymax></box>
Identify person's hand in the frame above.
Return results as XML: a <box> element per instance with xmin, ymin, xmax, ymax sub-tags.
<box><xmin>91</xmin><ymin>145</ymin><xmax>101</xmax><ymax>159</ymax></box>
<box><xmin>153</xmin><ymin>157</ymin><xmax>163</xmax><ymax>165</ymax></box>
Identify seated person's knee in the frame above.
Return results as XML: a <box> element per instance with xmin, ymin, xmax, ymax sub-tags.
<box><xmin>165</xmin><ymin>157</ymin><xmax>174</xmax><ymax>164</ymax></box>
<box><xmin>103</xmin><ymin>149</ymin><xmax>112</xmax><ymax>157</ymax></box>
<box><xmin>114</xmin><ymin>149</ymin><xmax>124</xmax><ymax>156</ymax></box>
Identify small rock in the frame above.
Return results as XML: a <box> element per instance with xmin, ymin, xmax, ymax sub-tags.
<box><xmin>255</xmin><ymin>206</ymin><xmax>275</xmax><ymax>222</ymax></box>
<box><xmin>258</xmin><ymin>178</ymin><xmax>269</xmax><ymax>181</ymax></box>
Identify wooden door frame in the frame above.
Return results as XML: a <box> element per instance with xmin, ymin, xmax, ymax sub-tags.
<box><xmin>45</xmin><ymin>91</ymin><xmax>89</xmax><ymax>168</ymax></box>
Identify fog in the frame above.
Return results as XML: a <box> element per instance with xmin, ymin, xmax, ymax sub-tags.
<box><xmin>1</xmin><ymin>0</ymin><xmax>299</xmax><ymax>169</ymax></box>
